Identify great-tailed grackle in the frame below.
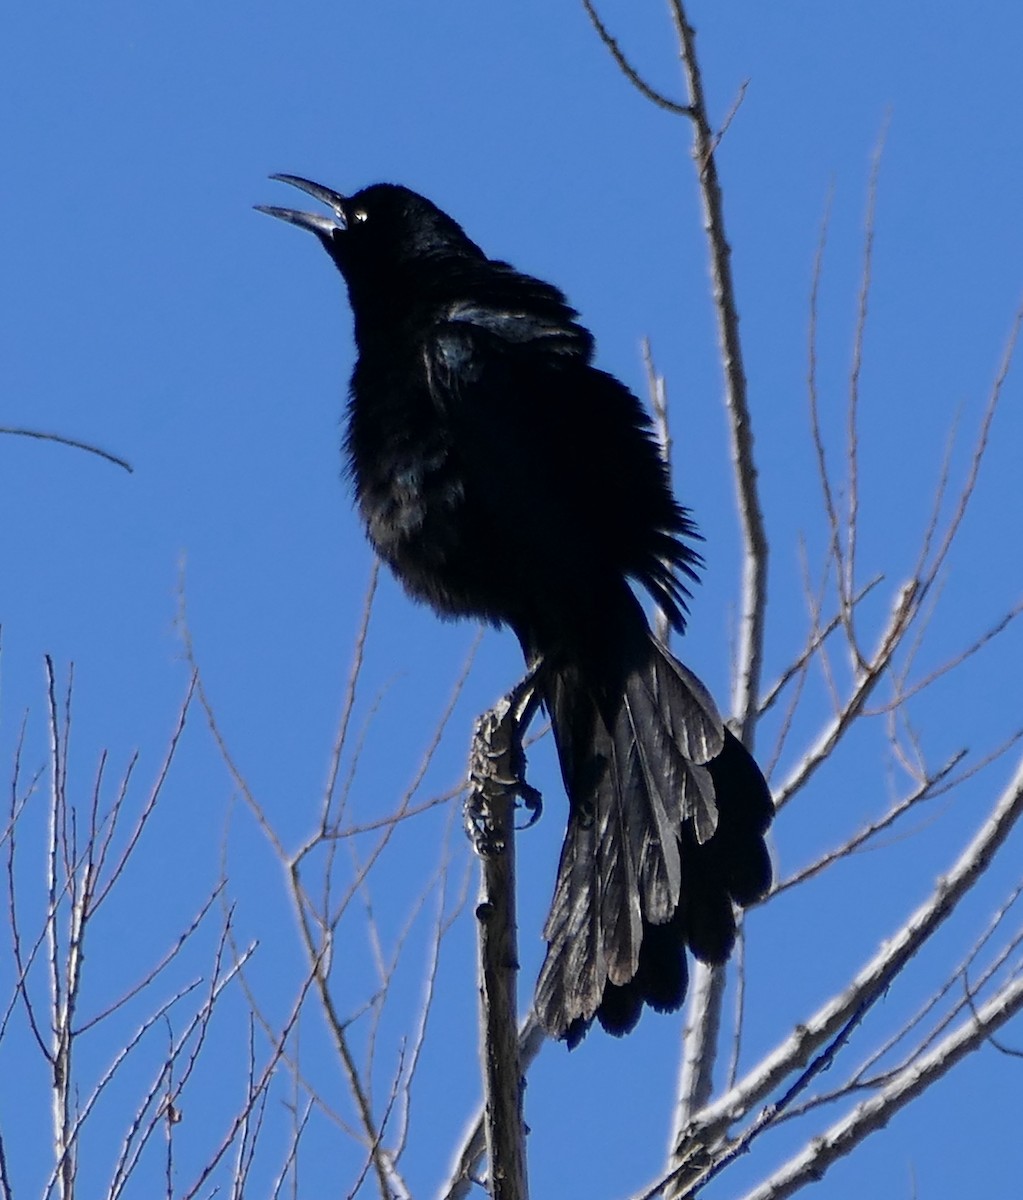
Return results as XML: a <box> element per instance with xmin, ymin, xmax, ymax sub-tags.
<box><xmin>257</xmin><ymin>177</ymin><xmax>773</xmax><ymax>1044</ymax></box>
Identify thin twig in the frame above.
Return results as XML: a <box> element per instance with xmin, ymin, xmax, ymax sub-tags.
<box><xmin>769</xmin><ymin>748</ymin><xmax>966</xmax><ymax>898</ymax></box>
<box><xmin>709</xmin><ymin>80</ymin><xmax>750</xmax><ymax>154</ymax></box>
<box><xmin>322</xmin><ymin>561</ymin><xmax>380</xmax><ymax>831</ymax></box>
<box><xmin>580</xmin><ymin>0</ymin><xmax>693</xmax><ymax>116</ymax></box>
<box><xmin>75</xmin><ymin>884</ymin><xmax>226</xmax><ymax>1034</ymax></box>
<box><xmin>758</xmin><ymin>576</ymin><xmax>884</xmax><ymax>719</ymax></box>
<box><xmin>842</xmin><ymin>120</ymin><xmax>888</xmax><ymax>660</ymax></box>
<box><xmin>869</xmin><ymin>598</ymin><xmax>1023</xmax><ymax>717</ymax></box>
<box><xmin>0</xmin><ymin>425</ymin><xmax>134</xmax><ymax>473</ymax></box>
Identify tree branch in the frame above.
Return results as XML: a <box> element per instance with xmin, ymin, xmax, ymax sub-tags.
<box><xmin>667</xmin><ymin>1</ymin><xmax>767</xmax><ymax>742</ymax></box>
<box><xmin>738</xmin><ymin>972</ymin><xmax>1023</xmax><ymax>1200</ymax></box>
<box><xmin>0</xmin><ymin>426</ymin><xmax>133</xmax><ymax>473</ymax></box>
<box><xmin>580</xmin><ymin>1</ymin><xmax>693</xmax><ymax>116</ymax></box>
<box><xmin>465</xmin><ymin>692</ymin><xmax>534</xmax><ymax>1200</ymax></box>
<box><xmin>677</xmin><ymin>754</ymin><xmax>1023</xmax><ymax>1155</ymax></box>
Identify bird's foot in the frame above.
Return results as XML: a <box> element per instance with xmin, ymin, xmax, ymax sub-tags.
<box><xmin>464</xmin><ymin>670</ymin><xmax>544</xmax><ymax>855</ymax></box>
<box><xmin>516</xmin><ymin>780</ymin><xmax>543</xmax><ymax>829</ymax></box>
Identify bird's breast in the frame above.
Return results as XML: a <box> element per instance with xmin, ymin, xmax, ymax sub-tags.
<box><xmin>345</xmin><ymin>359</ymin><xmax>501</xmax><ymax>621</ymax></box>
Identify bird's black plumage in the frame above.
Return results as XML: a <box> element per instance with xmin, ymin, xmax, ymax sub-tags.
<box><xmin>257</xmin><ymin>177</ymin><xmax>773</xmax><ymax>1043</ymax></box>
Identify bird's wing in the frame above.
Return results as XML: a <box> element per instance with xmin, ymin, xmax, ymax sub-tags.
<box><xmin>425</xmin><ymin>307</ymin><xmax>701</xmax><ymax>632</ymax></box>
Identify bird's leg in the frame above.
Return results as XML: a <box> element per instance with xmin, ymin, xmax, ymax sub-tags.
<box><xmin>464</xmin><ymin>660</ymin><xmax>545</xmax><ymax>856</ymax></box>
<box><xmin>506</xmin><ymin>658</ymin><xmax>545</xmax><ymax>826</ymax></box>
<box><xmin>506</xmin><ymin>656</ymin><xmax>545</xmax><ymax>729</ymax></box>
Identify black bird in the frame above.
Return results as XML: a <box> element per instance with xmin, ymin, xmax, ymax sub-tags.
<box><xmin>257</xmin><ymin>177</ymin><xmax>773</xmax><ymax>1044</ymax></box>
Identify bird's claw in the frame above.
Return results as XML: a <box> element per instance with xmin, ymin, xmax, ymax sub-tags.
<box><xmin>517</xmin><ymin>782</ymin><xmax>543</xmax><ymax>829</ymax></box>
<box><xmin>464</xmin><ymin>671</ymin><xmax>544</xmax><ymax>856</ymax></box>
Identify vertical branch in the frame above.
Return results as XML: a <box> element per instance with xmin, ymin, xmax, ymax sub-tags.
<box><xmin>844</xmin><ymin>131</ymin><xmax>882</xmax><ymax>622</ymax></box>
<box><xmin>162</xmin><ymin>1029</ymin><xmax>176</xmax><ymax>1200</ymax></box>
<box><xmin>467</xmin><ymin>697</ymin><xmax>530</xmax><ymax>1200</ymax></box>
<box><xmin>440</xmin><ymin>1017</ymin><xmax>547</xmax><ymax>1200</ymax></box>
<box><xmin>583</xmin><ymin>0</ymin><xmax>768</xmax><ymax>1157</ymax></box>
<box><xmin>840</xmin><ymin>122</ymin><xmax>887</xmax><ymax>669</ymax></box>
<box><xmin>44</xmin><ymin>656</ymin><xmax>75</xmax><ymax>1200</ymax></box>
<box><xmin>666</xmin><ymin>1</ymin><xmax>766</xmax><ymax>1148</ymax></box>
<box><xmin>0</xmin><ymin>1131</ymin><xmax>12</xmax><ymax>1200</ymax></box>
<box><xmin>668</xmin><ymin>1</ymin><xmax>768</xmax><ymax>743</ymax></box>
<box><xmin>672</xmin><ymin>961</ymin><xmax>726</xmax><ymax>1172</ymax></box>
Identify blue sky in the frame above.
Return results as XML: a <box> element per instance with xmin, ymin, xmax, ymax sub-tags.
<box><xmin>2</xmin><ymin>3</ymin><xmax>1022</xmax><ymax>1198</ymax></box>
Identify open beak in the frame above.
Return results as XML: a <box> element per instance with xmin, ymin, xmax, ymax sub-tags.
<box><xmin>255</xmin><ymin>174</ymin><xmax>348</xmax><ymax>240</ymax></box>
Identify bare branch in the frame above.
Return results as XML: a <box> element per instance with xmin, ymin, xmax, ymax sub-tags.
<box><xmin>726</xmin><ymin>926</ymin><xmax>747</xmax><ymax>1091</ymax></box>
<box><xmin>466</xmin><ymin>696</ymin><xmax>531</xmax><ymax>1200</ymax></box>
<box><xmin>346</xmin><ymin>1041</ymin><xmax>409</xmax><ymax>1200</ymax></box>
<box><xmin>177</xmin><ymin>954</ymin><xmax>312</xmax><ymax>1200</ymax></box>
<box><xmin>758</xmin><ymin>575</ymin><xmax>884</xmax><ymax>721</ymax></box>
<box><xmin>863</xmin><ymin>900</ymin><xmax>1023</xmax><ymax>1088</ymax></box>
<box><xmin>439</xmin><ymin>1016</ymin><xmax>547</xmax><ymax>1200</ymax></box>
<box><xmin>768</xmin><ymin>884</ymin><xmax>1023</xmax><ymax>1124</ymax></box>
<box><xmin>5</xmin><ymin>717</ymin><xmax>52</xmax><ymax>1057</ymax></box>
<box><xmin>0</xmin><ymin>425</ymin><xmax>133</xmax><ymax>473</ymax></box>
<box><xmin>644</xmin><ymin>337</ymin><xmax>672</xmax><ymax>471</ymax></box>
<box><xmin>806</xmin><ymin>190</ymin><xmax>842</xmax><ymax>603</ymax></box>
<box><xmin>865</xmin><ymin>596</ymin><xmax>1023</xmax><ymax>716</ymax></box>
<box><xmin>322</xmin><ymin>560</ymin><xmax>380</xmax><ymax>831</ymax></box>
<box><xmin>640</xmin><ymin>0</ymin><xmax>767</xmax><ymax>1151</ymax></box>
<box><xmin>678</xmin><ymin>754</ymin><xmax>1023</xmax><ymax>1154</ymax></box>
<box><xmin>673</xmin><ymin>963</ymin><xmax>726</xmax><ymax>1136</ymax></box>
<box><xmin>394</xmin><ymin>817</ymin><xmax>472</xmax><ymax>1161</ymax></box>
<box><xmin>580</xmin><ymin>1</ymin><xmax>693</xmax><ymax>116</ymax></box>
<box><xmin>769</xmin><ymin>748</ymin><xmax>966</xmax><ymax>898</ymax></box>
<box><xmin>928</xmin><ymin>727</ymin><xmax>1023</xmax><ymax>798</ymax></box>
<box><xmin>269</xmin><ymin>1088</ymin><xmax>314</xmax><ymax>1200</ymax></box>
<box><xmin>45</xmin><ymin>656</ymin><xmax>76</xmax><ymax>1200</ymax></box>
<box><xmin>91</xmin><ymin>673</ymin><xmax>196</xmax><ymax>911</ymax></box>
<box><xmin>772</xmin><ymin>579</ymin><xmax>918</xmax><ymax>810</ymax></box>
<box><xmin>328</xmin><ymin>786</ymin><xmax>462</xmax><ymax>840</ymax></box>
<box><xmin>45</xmin><ymin>976</ymin><xmax>206</xmax><ymax>1198</ymax></box>
<box><xmin>709</xmin><ymin>80</ymin><xmax>750</xmax><ymax>154</ymax></box>
<box><xmin>0</xmin><ymin>1128</ymin><xmax>13</xmax><ymax>1200</ymax></box>
<box><xmin>842</xmin><ymin>120</ymin><xmax>887</xmax><ymax>655</ymax></box>
<box><xmin>913</xmin><ymin>297</ymin><xmax>1023</xmax><ymax>598</ymax></box>
<box><xmin>961</xmin><ymin>968</ymin><xmax>1023</xmax><ymax>1059</ymax></box>
<box><xmin>232</xmin><ymin>1014</ymin><xmax>271</xmax><ymax>1196</ymax></box>
<box><xmin>75</xmin><ymin>883</ymin><xmax>227</xmax><ymax>1034</ymax></box>
<box><xmin>286</xmin><ymin>854</ymin><xmax>411</xmax><ymax>1200</ymax></box>
<box><xmin>738</xmin><ymin>973</ymin><xmax>1023</xmax><ymax>1200</ymax></box>
<box><xmin>656</xmin><ymin>986</ymin><xmax>877</xmax><ymax>1200</ymax></box>
<box><xmin>106</xmin><ymin>922</ymin><xmax>259</xmax><ymax>1198</ymax></box>
<box><xmin>668</xmin><ymin>1</ymin><xmax>767</xmax><ymax>742</ymax></box>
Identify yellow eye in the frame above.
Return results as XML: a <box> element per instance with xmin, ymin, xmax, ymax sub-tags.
<box><xmin>352</xmin><ymin>208</ymin><xmax>369</xmax><ymax>223</ymax></box>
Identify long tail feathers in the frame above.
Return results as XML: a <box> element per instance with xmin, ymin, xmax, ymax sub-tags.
<box><xmin>535</xmin><ymin>635</ymin><xmax>773</xmax><ymax>1046</ymax></box>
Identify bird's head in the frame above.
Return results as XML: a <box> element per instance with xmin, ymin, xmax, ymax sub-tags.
<box><xmin>257</xmin><ymin>176</ymin><xmax>485</xmax><ymax>318</ymax></box>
